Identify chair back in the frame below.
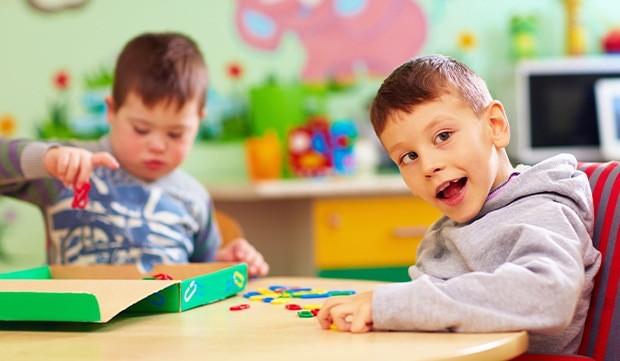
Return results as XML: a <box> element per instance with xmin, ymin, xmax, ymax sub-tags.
<box><xmin>214</xmin><ymin>210</ymin><xmax>245</xmax><ymax>247</ymax></box>
<box><xmin>577</xmin><ymin>161</ymin><xmax>620</xmax><ymax>360</ymax></box>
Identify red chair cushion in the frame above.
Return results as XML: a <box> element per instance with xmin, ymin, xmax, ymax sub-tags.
<box><xmin>577</xmin><ymin>161</ymin><xmax>620</xmax><ymax>360</ymax></box>
<box><xmin>512</xmin><ymin>161</ymin><xmax>619</xmax><ymax>361</ymax></box>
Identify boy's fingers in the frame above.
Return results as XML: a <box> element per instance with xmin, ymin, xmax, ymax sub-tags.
<box><xmin>317</xmin><ymin>311</ymin><xmax>332</xmax><ymax>329</ymax></box>
<box><xmin>331</xmin><ymin>308</ymin><xmax>352</xmax><ymax>332</ymax></box>
<box><xmin>242</xmin><ymin>247</ymin><xmax>259</xmax><ymax>264</ymax></box>
<box><xmin>320</xmin><ymin>315</ymin><xmax>334</xmax><ymax>330</ymax></box>
<box><xmin>76</xmin><ymin>160</ymin><xmax>93</xmax><ymax>188</ymax></box>
<box><xmin>233</xmin><ymin>243</ymin><xmax>248</xmax><ymax>260</ymax></box>
<box><xmin>247</xmin><ymin>255</ymin><xmax>268</xmax><ymax>277</ymax></box>
<box><xmin>258</xmin><ymin>262</ymin><xmax>269</xmax><ymax>276</ymax></box>
<box><xmin>252</xmin><ymin>253</ymin><xmax>265</xmax><ymax>268</ymax></box>
<box><xmin>317</xmin><ymin>298</ymin><xmax>345</xmax><ymax>329</ymax></box>
<box><xmin>350</xmin><ymin>322</ymin><xmax>371</xmax><ymax>333</ymax></box>
<box><xmin>316</xmin><ymin>304</ymin><xmax>331</xmax><ymax>328</ymax></box>
<box><xmin>350</xmin><ymin>305</ymin><xmax>372</xmax><ymax>333</ymax></box>
<box><xmin>64</xmin><ymin>152</ymin><xmax>81</xmax><ymax>187</ymax></box>
<box><xmin>91</xmin><ymin>152</ymin><xmax>120</xmax><ymax>169</ymax></box>
<box><xmin>55</xmin><ymin>151</ymin><xmax>69</xmax><ymax>180</ymax></box>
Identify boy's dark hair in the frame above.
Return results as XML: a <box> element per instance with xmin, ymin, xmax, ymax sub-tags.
<box><xmin>370</xmin><ymin>54</ymin><xmax>492</xmax><ymax>136</ymax></box>
<box><xmin>112</xmin><ymin>32</ymin><xmax>208</xmax><ymax>113</ymax></box>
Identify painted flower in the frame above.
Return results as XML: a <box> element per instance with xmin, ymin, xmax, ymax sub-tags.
<box><xmin>226</xmin><ymin>62</ymin><xmax>244</xmax><ymax>80</ymax></box>
<box><xmin>53</xmin><ymin>70</ymin><xmax>71</xmax><ymax>90</ymax></box>
<box><xmin>457</xmin><ymin>31</ymin><xmax>478</xmax><ymax>52</ymax></box>
<box><xmin>0</xmin><ymin>114</ymin><xmax>16</xmax><ymax>136</ymax></box>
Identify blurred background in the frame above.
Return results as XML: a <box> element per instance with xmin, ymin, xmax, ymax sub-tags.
<box><xmin>0</xmin><ymin>0</ymin><xmax>620</xmax><ymax>272</ymax></box>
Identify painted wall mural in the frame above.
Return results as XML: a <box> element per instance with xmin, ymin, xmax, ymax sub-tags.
<box><xmin>37</xmin><ymin>67</ymin><xmax>111</xmax><ymax>141</ymax></box>
<box><xmin>235</xmin><ymin>0</ymin><xmax>427</xmax><ymax>82</ymax></box>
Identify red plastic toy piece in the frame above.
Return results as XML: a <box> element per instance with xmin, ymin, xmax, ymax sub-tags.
<box><xmin>72</xmin><ymin>182</ymin><xmax>91</xmax><ymax>209</ymax></box>
<box><xmin>229</xmin><ymin>304</ymin><xmax>250</xmax><ymax>311</ymax></box>
<box><xmin>153</xmin><ymin>273</ymin><xmax>174</xmax><ymax>280</ymax></box>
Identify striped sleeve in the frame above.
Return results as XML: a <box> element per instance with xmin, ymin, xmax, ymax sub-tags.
<box><xmin>0</xmin><ymin>137</ymin><xmax>63</xmax><ymax>209</ymax></box>
<box><xmin>0</xmin><ymin>137</ymin><xmax>28</xmax><ymax>180</ymax></box>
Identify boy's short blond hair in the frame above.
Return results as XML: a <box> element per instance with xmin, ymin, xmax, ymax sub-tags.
<box><xmin>370</xmin><ymin>54</ymin><xmax>492</xmax><ymax>136</ymax></box>
<box><xmin>112</xmin><ymin>32</ymin><xmax>208</xmax><ymax>113</ymax></box>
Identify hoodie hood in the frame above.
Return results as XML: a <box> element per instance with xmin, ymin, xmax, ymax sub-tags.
<box><xmin>477</xmin><ymin>154</ymin><xmax>594</xmax><ymax>234</ymax></box>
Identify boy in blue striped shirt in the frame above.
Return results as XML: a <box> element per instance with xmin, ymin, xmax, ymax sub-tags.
<box><xmin>0</xmin><ymin>32</ymin><xmax>269</xmax><ymax>276</ymax></box>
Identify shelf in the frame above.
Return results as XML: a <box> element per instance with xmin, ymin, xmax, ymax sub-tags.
<box><xmin>206</xmin><ymin>174</ymin><xmax>410</xmax><ymax>201</ymax></box>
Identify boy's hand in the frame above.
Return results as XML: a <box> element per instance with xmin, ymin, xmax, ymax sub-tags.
<box><xmin>44</xmin><ymin>146</ymin><xmax>120</xmax><ymax>188</ymax></box>
<box><xmin>317</xmin><ymin>291</ymin><xmax>374</xmax><ymax>333</ymax></box>
<box><xmin>215</xmin><ymin>238</ymin><xmax>269</xmax><ymax>277</ymax></box>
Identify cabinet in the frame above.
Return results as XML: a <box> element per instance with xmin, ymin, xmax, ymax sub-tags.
<box><xmin>209</xmin><ymin>175</ymin><xmax>441</xmax><ymax>280</ymax></box>
<box><xmin>313</xmin><ymin>196</ymin><xmax>442</xmax><ymax>281</ymax></box>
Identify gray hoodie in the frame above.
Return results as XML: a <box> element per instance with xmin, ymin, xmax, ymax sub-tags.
<box><xmin>372</xmin><ymin>154</ymin><xmax>601</xmax><ymax>354</ymax></box>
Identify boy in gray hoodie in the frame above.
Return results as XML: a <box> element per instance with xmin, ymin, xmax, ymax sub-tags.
<box><xmin>316</xmin><ymin>54</ymin><xmax>601</xmax><ymax>355</ymax></box>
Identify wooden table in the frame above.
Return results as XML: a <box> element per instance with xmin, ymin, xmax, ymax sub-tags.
<box><xmin>0</xmin><ymin>277</ymin><xmax>528</xmax><ymax>361</ymax></box>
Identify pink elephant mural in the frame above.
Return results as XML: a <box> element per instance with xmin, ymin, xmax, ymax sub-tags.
<box><xmin>235</xmin><ymin>0</ymin><xmax>427</xmax><ymax>82</ymax></box>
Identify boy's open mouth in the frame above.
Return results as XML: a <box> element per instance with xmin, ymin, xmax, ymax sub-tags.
<box><xmin>437</xmin><ymin>178</ymin><xmax>467</xmax><ymax>199</ymax></box>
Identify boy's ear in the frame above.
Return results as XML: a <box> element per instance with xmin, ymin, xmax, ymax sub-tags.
<box><xmin>105</xmin><ymin>95</ymin><xmax>116</xmax><ymax>125</ymax></box>
<box><xmin>200</xmin><ymin>107</ymin><xmax>207</xmax><ymax>120</ymax></box>
<box><xmin>486</xmin><ymin>100</ymin><xmax>510</xmax><ymax>148</ymax></box>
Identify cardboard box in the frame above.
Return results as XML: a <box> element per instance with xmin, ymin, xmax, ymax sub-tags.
<box><xmin>0</xmin><ymin>262</ymin><xmax>247</xmax><ymax>323</ymax></box>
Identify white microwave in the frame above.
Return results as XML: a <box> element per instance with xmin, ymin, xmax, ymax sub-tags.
<box><xmin>515</xmin><ymin>56</ymin><xmax>620</xmax><ymax>164</ymax></box>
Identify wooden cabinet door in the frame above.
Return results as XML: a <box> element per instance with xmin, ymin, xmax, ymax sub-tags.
<box><xmin>313</xmin><ymin>196</ymin><xmax>442</xmax><ymax>269</ymax></box>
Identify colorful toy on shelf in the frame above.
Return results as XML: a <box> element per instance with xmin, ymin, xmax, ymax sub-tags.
<box><xmin>563</xmin><ymin>0</ymin><xmax>586</xmax><ymax>56</ymax></box>
<box><xmin>245</xmin><ymin>129</ymin><xmax>282</xmax><ymax>181</ymax></box>
<box><xmin>330</xmin><ymin>119</ymin><xmax>357</xmax><ymax>175</ymax></box>
<box><xmin>510</xmin><ymin>14</ymin><xmax>538</xmax><ymax>59</ymax></box>
<box><xmin>288</xmin><ymin>116</ymin><xmax>333</xmax><ymax>177</ymax></box>
<box><xmin>249</xmin><ymin>80</ymin><xmax>305</xmax><ymax>141</ymax></box>
<box><xmin>287</xmin><ymin>116</ymin><xmax>357</xmax><ymax>177</ymax></box>
<box><xmin>602</xmin><ymin>28</ymin><xmax>620</xmax><ymax>53</ymax></box>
